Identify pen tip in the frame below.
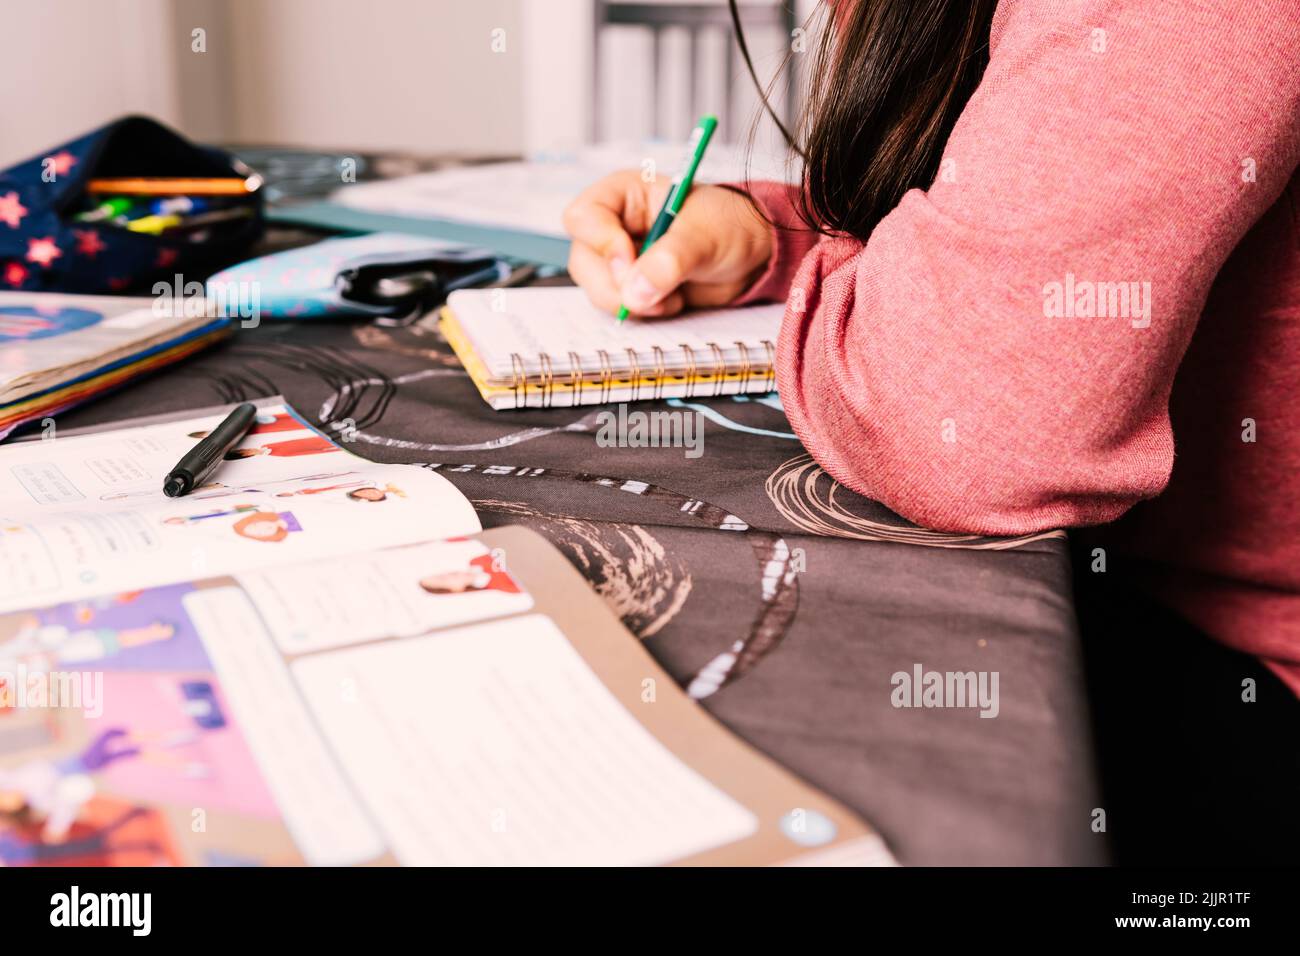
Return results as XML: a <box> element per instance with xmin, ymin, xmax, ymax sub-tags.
<box><xmin>163</xmin><ymin>476</ymin><xmax>186</xmax><ymax>498</ymax></box>
<box><xmin>616</xmin><ymin>306</ymin><xmax>629</xmax><ymax>322</ymax></box>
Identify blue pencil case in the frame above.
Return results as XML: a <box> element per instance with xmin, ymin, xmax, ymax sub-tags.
<box><xmin>0</xmin><ymin>115</ymin><xmax>264</xmax><ymax>295</ymax></box>
<box><xmin>205</xmin><ymin>232</ymin><xmax>507</xmax><ymax>324</ymax></box>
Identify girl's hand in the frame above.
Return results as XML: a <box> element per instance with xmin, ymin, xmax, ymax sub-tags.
<box><xmin>562</xmin><ymin>170</ymin><xmax>773</xmax><ymax>317</ymax></box>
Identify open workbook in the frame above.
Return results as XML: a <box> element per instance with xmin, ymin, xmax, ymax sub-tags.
<box><xmin>442</xmin><ymin>286</ymin><xmax>786</xmax><ymax>409</ymax></box>
<box><xmin>0</xmin><ymin>398</ymin><xmax>892</xmax><ymax>866</ymax></box>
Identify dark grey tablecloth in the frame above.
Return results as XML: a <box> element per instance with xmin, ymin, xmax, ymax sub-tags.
<box><xmin>51</xmin><ymin>311</ymin><xmax>1107</xmax><ymax>865</ymax></box>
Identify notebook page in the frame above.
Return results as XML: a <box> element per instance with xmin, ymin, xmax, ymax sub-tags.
<box><xmin>293</xmin><ymin>614</ymin><xmax>758</xmax><ymax>865</ymax></box>
<box><xmin>447</xmin><ymin>287</ymin><xmax>785</xmax><ymax>380</ymax></box>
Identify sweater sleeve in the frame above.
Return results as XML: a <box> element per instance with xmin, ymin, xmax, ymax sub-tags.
<box><xmin>766</xmin><ymin>0</ymin><xmax>1300</xmax><ymax>535</ymax></box>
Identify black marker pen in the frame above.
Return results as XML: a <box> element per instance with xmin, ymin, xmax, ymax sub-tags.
<box><xmin>163</xmin><ymin>402</ymin><xmax>258</xmax><ymax>498</ymax></box>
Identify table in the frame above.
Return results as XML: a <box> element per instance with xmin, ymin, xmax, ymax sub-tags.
<box><xmin>53</xmin><ymin>284</ymin><xmax>1108</xmax><ymax>865</ymax></box>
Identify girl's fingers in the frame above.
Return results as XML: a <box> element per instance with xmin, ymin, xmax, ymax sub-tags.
<box><xmin>623</xmin><ymin>290</ymin><xmax>686</xmax><ymax>319</ymax></box>
<box><xmin>618</xmin><ymin>228</ymin><xmax>714</xmax><ymax>312</ymax></box>
<box><xmin>566</xmin><ymin>242</ymin><xmax>624</xmax><ymax>313</ymax></box>
<box><xmin>565</xmin><ymin>173</ymin><xmax>762</xmax><ymax>317</ymax></box>
<box><xmin>572</xmin><ymin>238</ymin><xmax>688</xmax><ymax>318</ymax></box>
<box><xmin>562</xmin><ymin>174</ymin><xmax>644</xmax><ymax>262</ymax></box>
<box><xmin>571</xmin><ymin>240</ymin><xmax>744</xmax><ymax>319</ymax></box>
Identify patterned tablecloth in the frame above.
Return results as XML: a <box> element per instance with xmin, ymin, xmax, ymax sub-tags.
<box><xmin>47</xmin><ymin>296</ymin><xmax>1107</xmax><ymax>865</ymax></box>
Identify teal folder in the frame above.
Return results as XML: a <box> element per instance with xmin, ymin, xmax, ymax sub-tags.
<box><xmin>267</xmin><ymin>202</ymin><xmax>572</xmax><ymax>270</ymax></box>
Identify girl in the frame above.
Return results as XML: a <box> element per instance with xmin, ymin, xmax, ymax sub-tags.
<box><xmin>564</xmin><ymin>0</ymin><xmax>1299</xmax><ymax>860</ymax></box>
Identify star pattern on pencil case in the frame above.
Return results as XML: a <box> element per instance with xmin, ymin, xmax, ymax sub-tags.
<box><xmin>74</xmin><ymin>229</ymin><xmax>107</xmax><ymax>258</ymax></box>
<box><xmin>0</xmin><ymin>191</ymin><xmax>27</xmax><ymax>228</ymax></box>
<box><xmin>3</xmin><ymin>262</ymin><xmax>28</xmax><ymax>286</ymax></box>
<box><xmin>25</xmin><ymin>236</ymin><xmax>62</xmax><ymax>267</ymax></box>
<box><xmin>44</xmin><ymin>151</ymin><xmax>77</xmax><ymax>177</ymax></box>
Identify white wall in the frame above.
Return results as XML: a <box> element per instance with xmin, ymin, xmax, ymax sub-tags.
<box><xmin>0</xmin><ymin>0</ymin><xmax>814</xmax><ymax>166</ymax></box>
<box><xmin>520</xmin><ymin>0</ymin><xmax>593</xmax><ymax>155</ymax></box>
<box><xmin>0</xmin><ymin>0</ymin><xmax>180</xmax><ymax>167</ymax></box>
<box><xmin>0</xmin><ymin>0</ymin><xmax>525</xmax><ymax>164</ymax></box>
<box><xmin>219</xmin><ymin>0</ymin><xmax>525</xmax><ymax>155</ymax></box>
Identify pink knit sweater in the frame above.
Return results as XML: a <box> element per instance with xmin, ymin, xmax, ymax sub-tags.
<box><xmin>737</xmin><ymin>0</ymin><xmax>1300</xmax><ymax>691</ymax></box>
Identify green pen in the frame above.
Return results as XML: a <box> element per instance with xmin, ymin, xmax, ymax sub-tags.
<box><xmin>75</xmin><ymin>196</ymin><xmax>134</xmax><ymax>223</ymax></box>
<box><xmin>617</xmin><ymin>113</ymin><xmax>718</xmax><ymax>321</ymax></box>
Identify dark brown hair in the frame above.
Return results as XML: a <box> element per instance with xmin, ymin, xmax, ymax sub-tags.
<box><xmin>731</xmin><ymin>0</ymin><xmax>997</xmax><ymax>241</ymax></box>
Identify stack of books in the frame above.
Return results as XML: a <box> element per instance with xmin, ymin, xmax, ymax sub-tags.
<box><xmin>0</xmin><ymin>291</ymin><xmax>229</xmax><ymax>440</ymax></box>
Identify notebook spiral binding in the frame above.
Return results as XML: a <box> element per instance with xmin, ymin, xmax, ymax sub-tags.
<box><xmin>507</xmin><ymin>340</ymin><xmax>777</xmax><ymax>407</ymax></box>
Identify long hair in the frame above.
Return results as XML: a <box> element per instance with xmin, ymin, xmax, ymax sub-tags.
<box><xmin>730</xmin><ymin>0</ymin><xmax>998</xmax><ymax>241</ymax></box>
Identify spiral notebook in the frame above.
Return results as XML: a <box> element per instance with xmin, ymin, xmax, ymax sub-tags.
<box><xmin>441</xmin><ymin>287</ymin><xmax>786</xmax><ymax>409</ymax></box>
